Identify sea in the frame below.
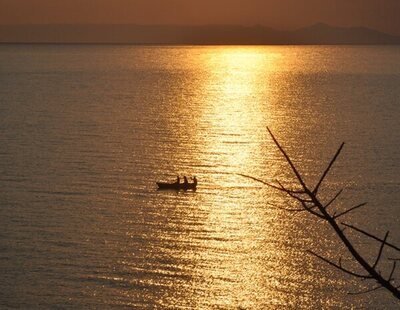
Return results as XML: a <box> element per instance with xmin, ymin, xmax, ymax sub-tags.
<box><xmin>0</xmin><ymin>44</ymin><xmax>399</xmax><ymax>308</ymax></box>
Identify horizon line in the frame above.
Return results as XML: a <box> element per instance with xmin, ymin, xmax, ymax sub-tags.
<box><xmin>1</xmin><ymin>22</ymin><xmax>399</xmax><ymax>37</ymax></box>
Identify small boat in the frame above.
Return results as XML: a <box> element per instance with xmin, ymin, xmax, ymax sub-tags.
<box><xmin>156</xmin><ymin>178</ymin><xmax>197</xmax><ymax>191</ymax></box>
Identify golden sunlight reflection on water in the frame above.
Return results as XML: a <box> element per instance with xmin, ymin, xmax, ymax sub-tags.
<box><xmin>147</xmin><ymin>47</ymin><xmax>323</xmax><ymax>308</ymax></box>
<box><xmin>119</xmin><ymin>46</ymin><xmax>399</xmax><ymax>308</ymax></box>
<box><xmin>1</xmin><ymin>45</ymin><xmax>399</xmax><ymax>308</ymax></box>
<box><xmin>193</xmin><ymin>48</ymin><xmax>286</xmax><ymax>307</ymax></box>
<box><xmin>140</xmin><ymin>46</ymin><xmax>399</xmax><ymax>308</ymax></box>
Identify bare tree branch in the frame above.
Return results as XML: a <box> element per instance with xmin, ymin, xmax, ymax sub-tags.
<box><xmin>324</xmin><ymin>189</ymin><xmax>343</xmax><ymax>209</ymax></box>
<box><xmin>236</xmin><ymin>173</ymin><xmax>273</xmax><ymax>187</ymax></box>
<box><xmin>239</xmin><ymin>129</ymin><xmax>400</xmax><ymax>299</ymax></box>
<box><xmin>267</xmin><ymin>127</ymin><xmax>308</xmax><ymax>192</ymax></box>
<box><xmin>313</xmin><ymin>142</ymin><xmax>345</xmax><ymax>195</ymax></box>
<box><xmin>372</xmin><ymin>231</ymin><xmax>389</xmax><ymax>269</ymax></box>
<box><xmin>276</xmin><ymin>180</ymin><xmax>311</xmax><ymax>202</ymax></box>
<box><xmin>341</xmin><ymin>223</ymin><xmax>400</xmax><ymax>252</ymax></box>
<box><xmin>236</xmin><ymin>173</ymin><xmax>304</xmax><ymax>194</ymax></box>
<box><xmin>275</xmin><ymin>181</ymin><xmax>325</xmax><ymax>219</ymax></box>
<box><xmin>333</xmin><ymin>202</ymin><xmax>368</xmax><ymax>219</ymax></box>
<box><xmin>348</xmin><ymin>286</ymin><xmax>383</xmax><ymax>295</ymax></box>
<box><xmin>307</xmin><ymin>250</ymin><xmax>372</xmax><ymax>279</ymax></box>
<box><xmin>388</xmin><ymin>261</ymin><xmax>397</xmax><ymax>282</ymax></box>
<box><xmin>267</xmin><ymin>202</ymin><xmax>309</xmax><ymax>213</ymax></box>
<box><xmin>251</xmin><ymin>128</ymin><xmax>400</xmax><ymax>299</ymax></box>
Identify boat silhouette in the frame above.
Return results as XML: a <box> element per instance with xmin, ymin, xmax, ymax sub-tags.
<box><xmin>156</xmin><ymin>177</ymin><xmax>197</xmax><ymax>190</ymax></box>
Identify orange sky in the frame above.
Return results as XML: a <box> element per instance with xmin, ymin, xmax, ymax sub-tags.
<box><xmin>1</xmin><ymin>0</ymin><xmax>399</xmax><ymax>35</ymax></box>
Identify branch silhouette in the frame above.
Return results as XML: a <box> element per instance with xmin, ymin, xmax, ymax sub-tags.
<box><xmin>240</xmin><ymin>128</ymin><xmax>400</xmax><ymax>300</ymax></box>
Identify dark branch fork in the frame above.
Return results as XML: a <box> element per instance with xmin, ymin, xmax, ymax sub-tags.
<box><xmin>240</xmin><ymin>128</ymin><xmax>400</xmax><ymax>300</ymax></box>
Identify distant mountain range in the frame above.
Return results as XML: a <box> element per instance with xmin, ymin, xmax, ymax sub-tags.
<box><xmin>1</xmin><ymin>23</ymin><xmax>399</xmax><ymax>45</ymax></box>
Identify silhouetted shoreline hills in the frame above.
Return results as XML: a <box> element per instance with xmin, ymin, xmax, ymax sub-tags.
<box><xmin>1</xmin><ymin>23</ymin><xmax>399</xmax><ymax>45</ymax></box>
<box><xmin>292</xmin><ymin>23</ymin><xmax>400</xmax><ymax>44</ymax></box>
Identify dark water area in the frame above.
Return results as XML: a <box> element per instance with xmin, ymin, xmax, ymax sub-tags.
<box><xmin>0</xmin><ymin>45</ymin><xmax>399</xmax><ymax>308</ymax></box>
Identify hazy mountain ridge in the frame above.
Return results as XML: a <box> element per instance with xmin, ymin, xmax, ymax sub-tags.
<box><xmin>0</xmin><ymin>23</ymin><xmax>399</xmax><ymax>44</ymax></box>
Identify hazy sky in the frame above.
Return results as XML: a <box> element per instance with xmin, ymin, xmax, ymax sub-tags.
<box><xmin>1</xmin><ymin>0</ymin><xmax>400</xmax><ymax>35</ymax></box>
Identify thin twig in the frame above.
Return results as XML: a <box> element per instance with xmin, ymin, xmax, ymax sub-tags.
<box><xmin>237</xmin><ymin>173</ymin><xmax>305</xmax><ymax>194</ymax></box>
<box><xmin>307</xmin><ymin>250</ymin><xmax>372</xmax><ymax>279</ymax></box>
<box><xmin>313</xmin><ymin>142</ymin><xmax>345</xmax><ymax>195</ymax></box>
<box><xmin>267</xmin><ymin>127</ymin><xmax>308</xmax><ymax>191</ymax></box>
<box><xmin>276</xmin><ymin>180</ymin><xmax>311</xmax><ymax>202</ymax></box>
<box><xmin>333</xmin><ymin>202</ymin><xmax>368</xmax><ymax>219</ymax></box>
<box><xmin>348</xmin><ymin>286</ymin><xmax>383</xmax><ymax>295</ymax></box>
<box><xmin>324</xmin><ymin>189</ymin><xmax>343</xmax><ymax>209</ymax></box>
<box><xmin>341</xmin><ymin>223</ymin><xmax>400</xmax><ymax>252</ymax></box>
<box><xmin>372</xmin><ymin>231</ymin><xmax>389</xmax><ymax>269</ymax></box>
<box><xmin>276</xmin><ymin>181</ymin><xmax>325</xmax><ymax>218</ymax></box>
<box><xmin>236</xmin><ymin>173</ymin><xmax>273</xmax><ymax>186</ymax></box>
<box><xmin>268</xmin><ymin>203</ymin><xmax>309</xmax><ymax>213</ymax></box>
<box><xmin>388</xmin><ymin>261</ymin><xmax>397</xmax><ymax>281</ymax></box>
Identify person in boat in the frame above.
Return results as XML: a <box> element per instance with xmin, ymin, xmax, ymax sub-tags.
<box><xmin>183</xmin><ymin>176</ymin><xmax>189</xmax><ymax>186</ymax></box>
<box><xmin>176</xmin><ymin>176</ymin><xmax>180</xmax><ymax>185</ymax></box>
<box><xmin>192</xmin><ymin>176</ymin><xmax>197</xmax><ymax>187</ymax></box>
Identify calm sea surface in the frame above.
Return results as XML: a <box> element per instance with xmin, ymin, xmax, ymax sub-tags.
<box><xmin>0</xmin><ymin>45</ymin><xmax>399</xmax><ymax>308</ymax></box>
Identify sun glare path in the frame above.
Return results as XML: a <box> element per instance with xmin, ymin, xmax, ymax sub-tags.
<box><xmin>199</xmin><ymin>47</ymin><xmax>277</xmax><ymax>176</ymax></box>
<box><xmin>190</xmin><ymin>47</ymin><xmax>289</xmax><ymax>307</ymax></box>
